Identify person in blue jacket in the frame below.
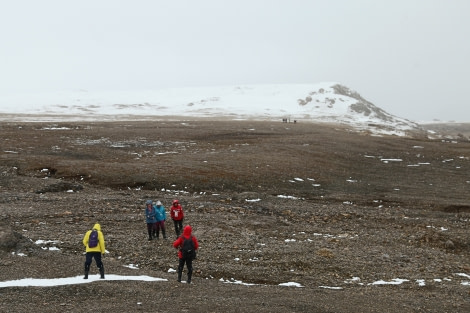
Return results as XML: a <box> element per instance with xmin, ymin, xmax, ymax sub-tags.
<box><xmin>154</xmin><ymin>200</ymin><xmax>167</xmax><ymax>239</ymax></box>
<box><xmin>145</xmin><ymin>200</ymin><xmax>156</xmax><ymax>240</ymax></box>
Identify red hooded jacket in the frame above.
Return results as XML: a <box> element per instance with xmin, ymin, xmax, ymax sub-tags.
<box><xmin>173</xmin><ymin>225</ymin><xmax>199</xmax><ymax>259</ymax></box>
<box><xmin>170</xmin><ymin>202</ymin><xmax>184</xmax><ymax>221</ymax></box>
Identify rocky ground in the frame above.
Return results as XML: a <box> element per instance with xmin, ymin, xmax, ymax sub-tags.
<box><xmin>1</xmin><ymin>119</ymin><xmax>470</xmax><ymax>312</ymax></box>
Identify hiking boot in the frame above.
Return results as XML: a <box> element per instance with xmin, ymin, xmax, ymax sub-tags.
<box><xmin>99</xmin><ymin>266</ymin><xmax>105</xmax><ymax>279</ymax></box>
<box><xmin>84</xmin><ymin>264</ymin><xmax>90</xmax><ymax>279</ymax></box>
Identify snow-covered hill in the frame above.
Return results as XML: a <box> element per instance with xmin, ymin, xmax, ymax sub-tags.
<box><xmin>0</xmin><ymin>82</ymin><xmax>420</xmax><ymax>136</ymax></box>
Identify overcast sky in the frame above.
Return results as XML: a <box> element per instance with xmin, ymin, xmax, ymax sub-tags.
<box><xmin>1</xmin><ymin>0</ymin><xmax>469</xmax><ymax>122</ymax></box>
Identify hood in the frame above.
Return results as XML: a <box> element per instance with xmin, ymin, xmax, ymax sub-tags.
<box><xmin>183</xmin><ymin>225</ymin><xmax>192</xmax><ymax>237</ymax></box>
<box><xmin>93</xmin><ymin>223</ymin><xmax>101</xmax><ymax>231</ymax></box>
<box><xmin>146</xmin><ymin>200</ymin><xmax>153</xmax><ymax>205</ymax></box>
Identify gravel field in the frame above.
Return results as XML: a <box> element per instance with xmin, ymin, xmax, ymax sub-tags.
<box><xmin>1</xmin><ymin>119</ymin><xmax>469</xmax><ymax>312</ymax></box>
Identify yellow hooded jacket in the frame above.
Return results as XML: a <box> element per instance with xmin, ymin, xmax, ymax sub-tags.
<box><xmin>83</xmin><ymin>223</ymin><xmax>106</xmax><ymax>253</ymax></box>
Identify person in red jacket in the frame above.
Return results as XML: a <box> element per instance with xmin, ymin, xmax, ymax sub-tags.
<box><xmin>173</xmin><ymin>225</ymin><xmax>198</xmax><ymax>284</ymax></box>
<box><xmin>170</xmin><ymin>199</ymin><xmax>184</xmax><ymax>238</ymax></box>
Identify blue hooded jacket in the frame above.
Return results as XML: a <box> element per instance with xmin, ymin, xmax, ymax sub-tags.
<box><xmin>154</xmin><ymin>201</ymin><xmax>166</xmax><ymax>222</ymax></box>
<box><xmin>145</xmin><ymin>200</ymin><xmax>156</xmax><ymax>224</ymax></box>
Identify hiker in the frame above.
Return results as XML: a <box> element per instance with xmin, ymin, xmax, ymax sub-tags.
<box><xmin>173</xmin><ymin>225</ymin><xmax>199</xmax><ymax>284</ymax></box>
<box><xmin>83</xmin><ymin>223</ymin><xmax>106</xmax><ymax>279</ymax></box>
<box><xmin>170</xmin><ymin>199</ymin><xmax>184</xmax><ymax>237</ymax></box>
<box><xmin>154</xmin><ymin>200</ymin><xmax>167</xmax><ymax>239</ymax></box>
<box><xmin>145</xmin><ymin>200</ymin><xmax>157</xmax><ymax>240</ymax></box>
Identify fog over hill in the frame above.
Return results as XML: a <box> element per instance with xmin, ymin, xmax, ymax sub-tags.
<box><xmin>0</xmin><ymin>83</ymin><xmax>421</xmax><ymax>136</ymax></box>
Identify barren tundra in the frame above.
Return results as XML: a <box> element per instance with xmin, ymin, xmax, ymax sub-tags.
<box><xmin>1</xmin><ymin>119</ymin><xmax>470</xmax><ymax>312</ymax></box>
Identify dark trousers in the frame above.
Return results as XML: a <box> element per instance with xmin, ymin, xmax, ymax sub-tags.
<box><xmin>84</xmin><ymin>252</ymin><xmax>104</xmax><ymax>279</ymax></box>
<box><xmin>85</xmin><ymin>252</ymin><xmax>103</xmax><ymax>269</ymax></box>
<box><xmin>178</xmin><ymin>256</ymin><xmax>193</xmax><ymax>282</ymax></box>
<box><xmin>155</xmin><ymin>220</ymin><xmax>165</xmax><ymax>232</ymax></box>
<box><xmin>85</xmin><ymin>252</ymin><xmax>103</xmax><ymax>279</ymax></box>
<box><xmin>147</xmin><ymin>223</ymin><xmax>155</xmax><ymax>238</ymax></box>
<box><xmin>173</xmin><ymin>219</ymin><xmax>183</xmax><ymax>236</ymax></box>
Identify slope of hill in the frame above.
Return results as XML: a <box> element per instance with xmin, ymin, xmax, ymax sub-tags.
<box><xmin>0</xmin><ymin>83</ymin><xmax>421</xmax><ymax>136</ymax></box>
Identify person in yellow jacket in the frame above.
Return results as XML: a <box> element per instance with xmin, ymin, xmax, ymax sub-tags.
<box><xmin>82</xmin><ymin>223</ymin><xmax>106</xmax><ymax>279</ymax></box>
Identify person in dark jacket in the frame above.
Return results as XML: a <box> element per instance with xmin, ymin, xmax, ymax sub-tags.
<box><xmin>173</xmin><ymin>225</ymin><xmax>199</xmax><ymax>284</ymax></box>
<box><xmin>170</xmin><ymin>199</ymin><xmax>184</xmax><ymax>237</ymax></box>
<box><xmin>145</xmin><ymin>200</ymin><xmax>156</xmax><ymax>240</ymax></box>
<box><xmin>83</xmin><ymin>223</ymin><xmax>106</xmax><ymax>279</ymax></box>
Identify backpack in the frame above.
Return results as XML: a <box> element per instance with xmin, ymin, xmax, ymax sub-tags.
<box><xmin>88</xmin><ymin>229</ymin><xmax>99</xmax><ymax>248</ymax></box>
<box><xmin>181</xmin><ymin>236</ymin><xmax>196</xmax><ymax>260</ymax></box>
